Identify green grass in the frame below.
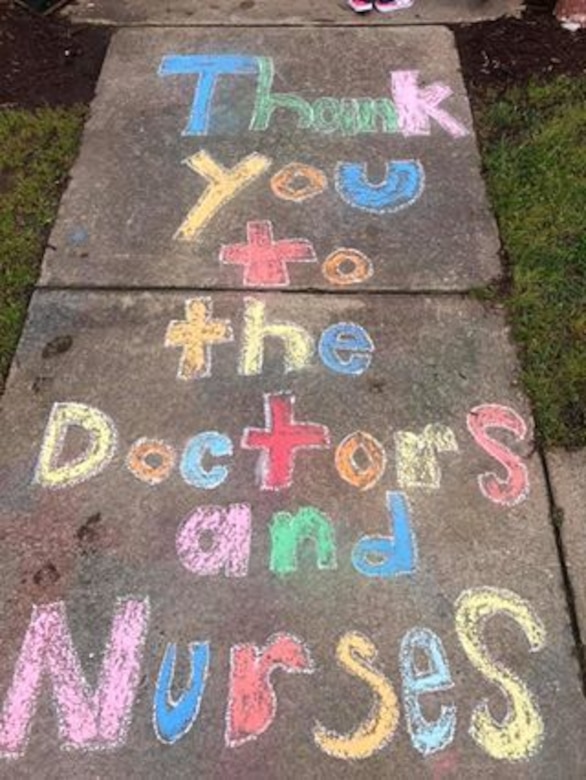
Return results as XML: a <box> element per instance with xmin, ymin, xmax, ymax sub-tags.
<box><xmin>0</xmin><ymin>106</ymin><xmax>86</xmax><ymax>392</ymax></box>
<box><xmin>474</xmin><ymin>77</ymin><xmax>586</xmax><ymax>449</ymax></box>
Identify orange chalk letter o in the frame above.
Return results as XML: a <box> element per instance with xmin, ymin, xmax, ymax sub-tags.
<box><xmin>322</xmin><ymin>248</ymin><xmax>373</xmax><ymax>286</ymax></box>
<box><xmin>335</xmin><ymin>432</ymin><xmax>386</xmax><ymax>491</ymax></box>
<box><xmin>127</xmin><ymin>438</ymin><xmax>176</xmax><ymax>485</ymax></box>
<box><xmin>271</xmin><ymin>163</ymin><xmax>328</xmax><ymax>203</ymax></box>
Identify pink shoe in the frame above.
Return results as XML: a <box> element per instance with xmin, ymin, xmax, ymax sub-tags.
<box><xmin>348</xmin><ymin>0</ymin><xmax>374</xmax><ymax>12</ymax></box>
<box><xmin>375</xmin><ymin>0</ymin><xmax>414</xmax><ymax>11</ymax></box>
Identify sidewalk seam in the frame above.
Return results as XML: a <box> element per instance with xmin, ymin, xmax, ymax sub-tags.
<box><xmin>539</xmin><ymin>447</ymin><xmax>586</xmax><ymax>697</ymax></box>
<box><xmin>63</xmin><ymin>22</ymin><xmax>479</xmax><ymax>29</ymax></box>
<box><xmin>34</xmin><ymin>285</ymin><xmax>477</xmax><ymax>297</ymax></box>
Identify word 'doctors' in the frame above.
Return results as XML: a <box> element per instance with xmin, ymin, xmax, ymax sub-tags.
<box><xmin>1</xmin><ymin>27</ymin><xmax>583</xmax><ymax>776</ymax></box>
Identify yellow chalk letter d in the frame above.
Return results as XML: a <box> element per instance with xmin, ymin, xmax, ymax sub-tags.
<box><xmin>313</xmin><ymin>632</ymin><xmax>399</xmax><ymax>760</ymax></box>
<box><xmin>34</xmin><ymin>402</ymin><xmax>118</xmax><ymax>489</ymax></box>
<box><xmin>455</xmin><ymin>587</ymin><xmax>546</xmax><ymax>762</ymax></box>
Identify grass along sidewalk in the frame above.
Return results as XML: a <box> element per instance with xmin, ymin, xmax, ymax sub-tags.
<box><xmin>474</xmin><ymin>76</ymin><xmax>586</xmax><ymax>449</ymax></box>
<box><xmin>0</xmin><ymin>106</ymin><xmax>86</xmax><ymax>393</ymax></box>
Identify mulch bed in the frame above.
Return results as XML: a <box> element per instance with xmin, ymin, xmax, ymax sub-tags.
<box><xmin>0</xmin><ymin>1</ymin><xmax>584</xmax><ymax>108</ymax></box>
<box><xmin>455</xmin><ymin>1</ymin><xmax>586</xmax><ymax>95</ymax></box>
<box><xmin>0</xmin><ymin>3</ymin><xmax>110</xmax><ymax>108</ymax></box>
<box><xmin>1</xmin><ymin>1</ymin><xmax>585</xmax><ymax>112</ymax></box>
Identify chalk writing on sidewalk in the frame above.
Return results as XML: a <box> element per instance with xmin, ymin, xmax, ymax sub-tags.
<box><xmin>0</xmin><ymin>45</ymin><xmax>548</xmax><ymax>771</ymax></box>
<box><xmin>159</xmin><ymin>57</ymin><xmax>469</xmax><ymax>139</ymax></box>
<box><xmin>33</xmin><ymin>394</ymin><xmax>530</xmax><ymax>506</ymax></box>
<box><xmin>0</xmin><ymin>589</ymin><xmax>545</xmax><ymax>762</ymax></box>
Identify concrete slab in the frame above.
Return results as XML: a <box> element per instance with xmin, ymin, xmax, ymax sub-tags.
<box><xmin>547</xmin><ymin>449</ymin><xmax>586</xmax><ymax>644</ymax></box>
<box><xmin>0</xmin><ymin>290</ymin><xmax>584</xmax><ymax>776</ymax></box>
<box><xmin>64</xmin><ymin>0</ymin><xmax>524</xmax><ymax>26</ymax></box>
<box><xmin>41</xmin><ymin>27</ymin><xmax>501</xmax><ymax>291</ymax></box>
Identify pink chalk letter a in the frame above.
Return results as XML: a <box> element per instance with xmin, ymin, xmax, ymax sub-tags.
<box><xmin>176</xmin><ymin>503</ymin><xmax>252</xmax><ymax>577</ymax></box>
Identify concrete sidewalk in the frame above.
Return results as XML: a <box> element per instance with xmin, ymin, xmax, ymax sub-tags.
<box><xmin>0</xmin><ymin>4</ymin><xmax>584</xmax><ymax>777</ymax></box>
<box><xmin>40</xmin><ymin>27</ymin><xmax>499</xmax><ymax>290</ymax></box>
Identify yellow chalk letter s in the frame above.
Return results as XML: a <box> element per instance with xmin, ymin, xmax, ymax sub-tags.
<box><xmin>455</xmin><ymin>587</ymin><xmax>546</xmax><ymax>762</ymax></box>
<box><xmin>313</xmin><ymin>632</ymin><xmax>399</xmax><ymax>760</ymax></box>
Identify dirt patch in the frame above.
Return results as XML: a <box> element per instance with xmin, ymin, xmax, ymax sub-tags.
<box><xmin>41</xmin><ymin>334</ymin><xmax>73</xmax><ymax>358</ymax></box>
<box><xmin>456</xmin><ymin>2</ymin><xmax>586</xmax><ymax>95</ymax></box>
<box><xmin>0</xmin><ymin>3</ymin><xmax>111</xmax><ymax>109</ymax></box>
<box><xmin>1</xmin><ymin>1</ymin><xmax>585</xmax><ymax>109</ymax></box>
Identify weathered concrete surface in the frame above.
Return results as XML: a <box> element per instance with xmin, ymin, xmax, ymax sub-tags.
<box><xmin>0</xmin><ymin>290</ymin><xmax>584</xmax><ymax>776</ymax></box>
<box><xmin>547</xmin><ymin>449</ymin><xmax>586</xmax><ymax>644</ymax></box>
<box><xmin>40</xmin><ymin>27</ymin><xmax>501</xmax><ymax>291</ymax></box>
<box><xmin>64</xmin><ymin>0</ymin><xmax>523</xmax><ymax>26</ymax></box>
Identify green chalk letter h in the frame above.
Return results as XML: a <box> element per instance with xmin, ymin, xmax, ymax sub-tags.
<box><xmin>250</xmin><ymin>57</ymin><xmax>314</xmax><ymax>132</ymax></box>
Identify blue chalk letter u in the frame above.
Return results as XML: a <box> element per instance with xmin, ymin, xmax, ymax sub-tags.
<box><xmin>335</xmin><ymin>160</ymin><xmax>425</xmax><ymax>214</ymax></box>
<box><xmin>153</xmin><ymin>642</ymin><xmax>210</xmax><ymax>744</ymax></box>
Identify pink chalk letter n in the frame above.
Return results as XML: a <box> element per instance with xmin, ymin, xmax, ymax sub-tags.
<box><xmin>0</xmin><ymin>598</ymin><xmax>149</xmax><ymax>760</ymax></box>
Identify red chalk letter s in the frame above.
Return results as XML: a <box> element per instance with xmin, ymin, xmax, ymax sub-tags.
<box><xmin>0</xmin><ymin>598</ymin><xmax>149</xmax><ymax>759</ymax></box>
<box><xmin>467</xmin><ymin>404</ymin><xmax>530</xmax><ymax>507</ymax></box>
<box><xmin>226</xmin><ymin>634</ymin><xmax>314</xmax><ymax>747</ymax></box>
